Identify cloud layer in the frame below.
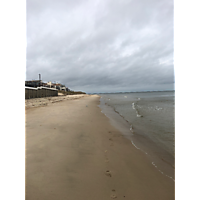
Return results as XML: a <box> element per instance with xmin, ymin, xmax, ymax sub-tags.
<box><xmin>26</xmin><ymin>0</ymin><xmax>174</xmax><ymax>93</ymax></box>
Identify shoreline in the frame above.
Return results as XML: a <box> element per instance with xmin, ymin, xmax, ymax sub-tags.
<box><xmin>99</xmin><ymin>95</ymin><xmax>175</xmax><ymax>180</ymax></box>
<box><xmin>26</xmin><ymin>95</ymin><xmax>174</xmax><ymax>200</ymax></box>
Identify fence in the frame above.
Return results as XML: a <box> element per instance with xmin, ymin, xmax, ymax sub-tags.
<box><xmin>25</xmin><ymin>86</ymin><xmax>58</xmax><ymax>99</ymax></box>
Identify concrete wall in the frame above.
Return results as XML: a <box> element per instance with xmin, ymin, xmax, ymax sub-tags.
<box><xmin>25</xmin><ymin>87</ymin><xmax>58</xmax><ymax>99</ymax></box>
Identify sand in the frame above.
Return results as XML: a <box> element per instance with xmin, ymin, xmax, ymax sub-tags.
<box><xmin>25</xmin><ymin>94</ymin><xmax>89</xmax><ymax>108</ymax></box>
<box><xmin>25</xmin><ymin>95</ymin><xmax>174</xmax><ymax>200</ymax></box>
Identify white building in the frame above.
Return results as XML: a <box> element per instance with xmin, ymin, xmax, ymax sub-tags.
<box><xmin>46</xmin><ymin>81</ymin><xmax>68</xmax><ymax>91</ymax></box>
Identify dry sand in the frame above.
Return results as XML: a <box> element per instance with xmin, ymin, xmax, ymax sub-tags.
<box><xmin>25</xmin><ymin>94</ymin><xmax>88</xmax><ymax>108</ymax></box>
<box><xmin>25</xmin><ymin>95</ymin><xmax>174</xmax><ymax>200</ymax></box>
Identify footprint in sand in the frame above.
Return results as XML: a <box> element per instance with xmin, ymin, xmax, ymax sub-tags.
<box><xmin>111</xmin><ymin>189</ymin><xmax>117</xmax><ymax>199</ymax></box>
<box><xmin>105</xmin><ymin>170</ymin><xmax>112</xmax><ymax>177</ymax></box>
<box><xmin>104</xmin><ymin>150</ymin><xmax>109</xmax><ymax>160</ymax></box>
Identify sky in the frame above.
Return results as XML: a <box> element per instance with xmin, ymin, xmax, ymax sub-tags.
<box><xmin>26</xmin><ymin>0</ymin><xmax>174</xmax><ymax>93</ymax></box>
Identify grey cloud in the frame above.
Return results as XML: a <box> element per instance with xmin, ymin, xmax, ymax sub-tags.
<box><xmin>26</xmin><ymin>0</ymin><xmax>174</xmax><ymax>93</ymax></box>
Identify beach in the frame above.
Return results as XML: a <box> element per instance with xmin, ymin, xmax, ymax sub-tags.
<box><xmin>99</xmin><ymin>92</ymin><xmax>175</xmax><ymax>180</ymax></box>
<box><xmin>25</xmin><ymin>95</ymin><xmax>174</xmax><ymax>200</ymax></box>
<box><xmin>25</xmin><ymin>94</ymin><xmax>88</xmax><ymax>108</ymax></box>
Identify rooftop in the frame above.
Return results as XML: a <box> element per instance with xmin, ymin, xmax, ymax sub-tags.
<box><xmin>25</xmin><ymin>80</ymin><xmax>41</xmax><ymax>82</ymax></box>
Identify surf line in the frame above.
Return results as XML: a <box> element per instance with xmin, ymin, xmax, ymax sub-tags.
<box><xmin>131</xmin><ymin>140</ymin><xmax>140</xmax><ymax>150</ymax></box>
<box><xmin>131</xmin><ymin>140</ymin><xmax>148</xmax><ymax>154</ymax></box>
<box><xmin>132</xmin><ymin>102</ymin><xmax>143</xmax><ymax>117</ymax></box>
<box><xmin>152</xmin><ymin>162</ymin><xmax>175</xmax><ymax>182</ymax></box>
<box><xmin>131</xmin><ymin>140</ymin><xmax>174</xmax><ymax>182</ymax></box>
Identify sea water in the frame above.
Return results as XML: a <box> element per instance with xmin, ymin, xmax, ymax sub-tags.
<box><xmin>99</xmin><ymin>91</ymin><xmax>175</xmax><ymax>179</ymax></box>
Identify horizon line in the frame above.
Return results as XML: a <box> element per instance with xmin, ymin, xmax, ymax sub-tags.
<box><xmin>87</xmin><ymin>89</ymin><xmax>175</xmax><ymax>94</ymax></box>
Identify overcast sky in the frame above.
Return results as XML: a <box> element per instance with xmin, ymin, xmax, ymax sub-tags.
<box><xmin>26</xmin><ymin>0</ymin><xmax>174</xmax><ymax>93</ymax></box>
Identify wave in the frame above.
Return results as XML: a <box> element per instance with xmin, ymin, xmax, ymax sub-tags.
<box><xmin>132</xmin><ymin>102</ymin><xmax>143</xmax><ymax>117</ymax></box>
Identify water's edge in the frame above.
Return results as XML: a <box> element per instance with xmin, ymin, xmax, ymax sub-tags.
<box><xmin>98</xmin><ymin>96</ymin><xmax>175</xmax><ymax>181</ymax></box>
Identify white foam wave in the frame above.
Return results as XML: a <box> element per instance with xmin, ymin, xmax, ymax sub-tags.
<box><xmin>155</xmin><ymin>106</ymin><xmax>162</xmax><ymax>110</ymax></box>
<box><xmin>132</xmin><ymin>102</ymin><xmax>143</xmax><ymax>117</ymax></box>
<box><xmin>130</xmin><ymin>125</ymin><xmax>134</xmax><ymax>132</ymax></box>
<box><xmin>131</xmin><ymin>142</ymin><xmax>149</xmax><ymax>156</ymax></box>
<box><xmin>131</xmin><ymin>140</ymin><xmax>140</xmax><ymax>149</ymax></box>
<box><xmin>136</xmin><ymin>110</ymin><xmax>143</xmax><ymax>117</ymax></box>
<box><xmin>152</xmin><ymin>162</ymin><xmax>175</xmax><ymax>181</ymax></box>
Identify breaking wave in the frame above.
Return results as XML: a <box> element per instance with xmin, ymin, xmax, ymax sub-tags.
<box><xmin>132</xmin><ymin>102</ymin><xmax>143</xmax><ymax>117</ymax></box>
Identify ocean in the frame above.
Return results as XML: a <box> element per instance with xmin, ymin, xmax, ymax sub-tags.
<box><xmin>99</xmin><ymin>91</ymin><xmax>175</xmax><ymax>180</ymax></box>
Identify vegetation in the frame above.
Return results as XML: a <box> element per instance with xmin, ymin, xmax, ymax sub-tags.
<box><xmin>58</xmin><ymin>90</ymin><xmax>86</xmax><ymax>95</ymax></box>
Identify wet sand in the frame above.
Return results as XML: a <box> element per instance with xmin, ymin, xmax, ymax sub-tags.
<box><xmin>25</xmin><ymin>95</ymin><xmax>174</xmax><ymax>200</ymax></box>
